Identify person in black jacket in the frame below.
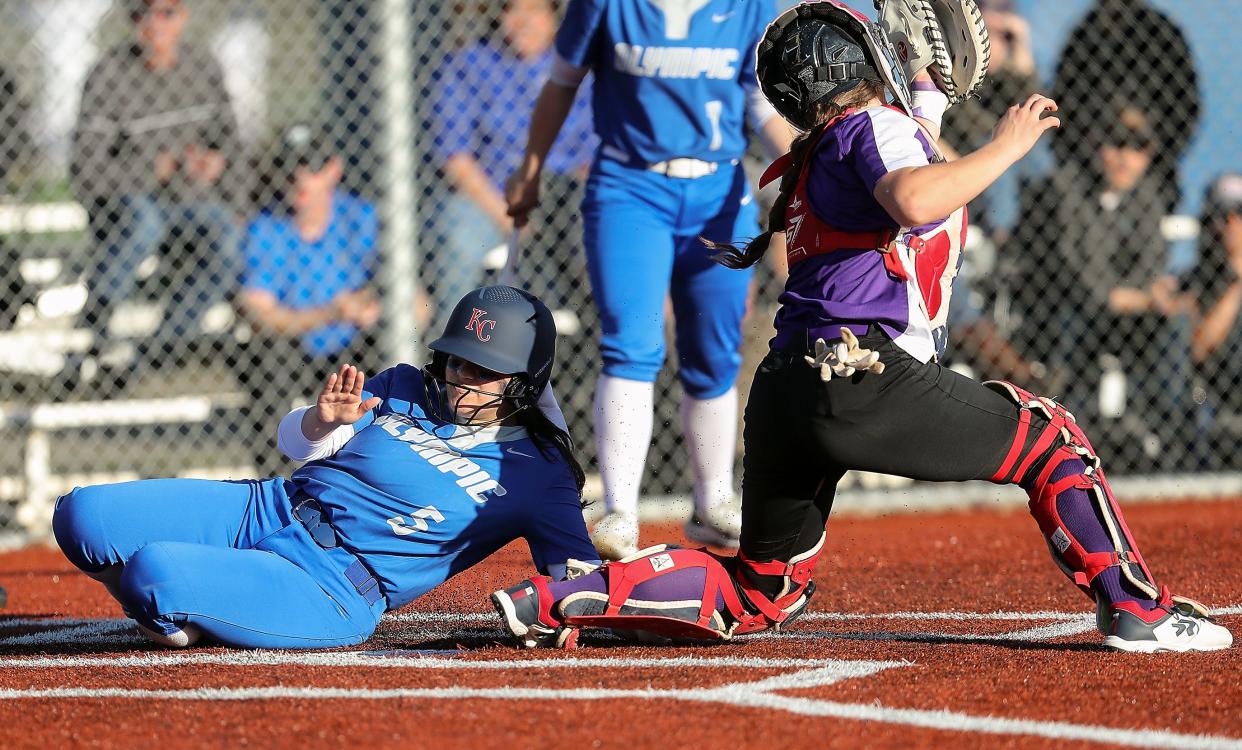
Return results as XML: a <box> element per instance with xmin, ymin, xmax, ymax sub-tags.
<box><xmin>1187</xmin><ymin>174</ymin><xmax>1242</xmax><ymax>468</ymax></box>
<box><xmin>1012</xmin><ymin>106</ymin><xmax>1194</xmax><ymax>469</ymax></box>
<box><xmin>1051</xmin><ymin>0</ymin><xmax>1199</xmax><ymax>211</ymax></box>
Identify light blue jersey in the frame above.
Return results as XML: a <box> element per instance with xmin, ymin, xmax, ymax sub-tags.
<box><xmin>51</xmin><ymin>364</ymin><xmax>596</xmax><ymax>649</ymax></box>
<box><xmin>558</xmin><ymin>0</ymin><xmax>775</xmax><ymax>164</ymax></box>
<box><xmin>294</xmin><ymin>364</ymin><xmax>595</xmax><ymax>610</ymax></box>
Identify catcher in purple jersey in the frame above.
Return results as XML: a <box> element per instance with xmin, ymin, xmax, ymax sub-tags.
<box><xmin>488</xmin><ymin>0</ymin><xmax>1232</xmax><ymax>653</ymax></box>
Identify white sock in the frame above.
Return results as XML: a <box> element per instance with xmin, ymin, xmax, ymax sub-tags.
<box><xmin>594</xmin><ymin>375</ymin><xmax>654</xmax><ymax>517</ymax></box>
<box><xmin>680</xmin><ymin>387</ymin><xmax>738</xmax><ymax>516</ymax></box>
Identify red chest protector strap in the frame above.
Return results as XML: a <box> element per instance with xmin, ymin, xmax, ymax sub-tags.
<box><xmin>763</xmin><ymin>110</ymin><xmax>905</xmax><ymax>279</ymax></box>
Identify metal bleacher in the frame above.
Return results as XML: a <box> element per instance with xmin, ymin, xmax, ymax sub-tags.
<box><xmin>0</xmin><ymin>201</ymin><xmax>255</xmax><ymax>543</ymax></box>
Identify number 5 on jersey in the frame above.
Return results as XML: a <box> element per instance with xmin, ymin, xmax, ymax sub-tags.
<box><xmin>388</xmin><ymin>506</ymin><xmax>445</xmax><ymax>537</ymax></box>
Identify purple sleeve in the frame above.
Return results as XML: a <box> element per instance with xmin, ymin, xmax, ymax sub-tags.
<box><xmin>846</xmin><ymin>109</ymin><xmax>933</xmax><ymax>194</ymax></box>
<box><xmin>555</xmin><ymin>0</ymin><xmax>608</xmax><ymax>68</ymax></box>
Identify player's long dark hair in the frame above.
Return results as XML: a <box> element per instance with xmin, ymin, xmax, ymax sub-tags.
<box><xmin>706</xmin><ymin>80</ymin><xmax>888</xmax><ymax>269</ymax></box>
<box><xmin>509</xmin><ymin>384</ymin><xmax>588</xmax><ymax>496</ymax></box>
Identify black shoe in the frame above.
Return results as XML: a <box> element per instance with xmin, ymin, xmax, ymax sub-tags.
<box><xmin>490</xmin><ymin>577</ymin><xmax>575</xmax><ymax>648</ymax></box>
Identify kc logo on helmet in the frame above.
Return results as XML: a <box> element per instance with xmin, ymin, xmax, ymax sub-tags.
<box><xmin>465</xmin><ymin>308</ymin><xmax>497</xmax><ymax>342</ymax></box>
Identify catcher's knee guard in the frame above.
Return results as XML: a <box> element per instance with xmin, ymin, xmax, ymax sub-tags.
<box><xmin>555</xmin><ymin>540</ymin><xmax>821</xmax><ymax>641</ymax></box>
<box><xmin>986</xmin><ymin>380</ymin><xmax>1158</xmax><ymax>601</ymax></box>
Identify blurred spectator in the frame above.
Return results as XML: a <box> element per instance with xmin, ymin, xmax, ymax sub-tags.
<box><xmin>1</xmin><ymin>63</ymin><xmax>37</xmax><ymax>329</ymax></box>
<box><xmin>1187</xmin><ymin>174</ymin><xmax>1242</xmax><ymax>467</ymax></box>
<box><xmin>1051</xmin><ymin>0</ymin><xmax>1199</xmax><ymax>212</ymax></box>
<box><xmin>16</xmin><ymin>0</ymin><xmax>111</xmax><ymax>173</ymax></box>
<box><xmin>0</xmin><ymin>65</ymin><xmax>35</xmax><ymax>189</ymax></box>
<box><xmin>1015</xmin><ymin>106</ymin><xmax>1193</xmax><ymax>467</ymax></box>
<box><xmin>232</xmin><ymin>124</ymin><xmax>383</xmax><ymax>475</ymax></box>
<box><xmin>425</xmin><ymin>0</ymin><xmax>596</xmax><ymax>316</ymax></box>
<box><xmin>66</xmin><ymin>0</ymin><xmax>243</xmax><ymax>389</ymax></box>
<box><xmin>941</xmin><ymin>0</ymin><xmax>1040</xmax><ymax>247</ymax></box>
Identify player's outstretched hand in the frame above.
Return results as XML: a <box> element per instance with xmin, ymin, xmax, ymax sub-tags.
<box><xmin>991</xmin><ymin>93</ymin><xmax>1060</xmax><ymax>159</ymax></box>
<box><xmin>316</xmin><ymin>364</ymin><xmax>381</xmax><ymax>426</ymax></box>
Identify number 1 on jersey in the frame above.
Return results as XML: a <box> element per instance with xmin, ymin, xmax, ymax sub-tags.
<box><xmin>705</xmin><ymin>99</ymin><xmax>722</xmax><ymax>151</ymax></box>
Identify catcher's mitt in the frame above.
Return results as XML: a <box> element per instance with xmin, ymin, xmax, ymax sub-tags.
<box><xmin>876</xmin><ymin>0</ymin><xmax>990</xmax><ymax>105</ymax></box>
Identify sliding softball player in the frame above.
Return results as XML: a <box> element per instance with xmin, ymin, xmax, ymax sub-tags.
<box><xmin>54</xmin><ymin>287</ymin><xmax>598</xmax><ymax>648</ymax></box>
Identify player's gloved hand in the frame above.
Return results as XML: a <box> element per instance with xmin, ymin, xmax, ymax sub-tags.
<box><xmin>804</xmin><ymin>327</ymin><xmax>886</xmax><ymax>381</ymax></box>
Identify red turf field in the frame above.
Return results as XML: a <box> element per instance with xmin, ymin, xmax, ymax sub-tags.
<box><xmin>2</xmin><ymin>499</ymin><xmax>1240</xmax><ymax>749</ymax></box>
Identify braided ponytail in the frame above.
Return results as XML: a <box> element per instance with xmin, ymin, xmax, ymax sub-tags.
<box><xmin>706</xmin><ymin>80</ymin><xmax>889</xmax><ymax>269</ymax></box>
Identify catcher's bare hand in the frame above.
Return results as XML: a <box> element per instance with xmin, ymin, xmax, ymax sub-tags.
<box><xmin>992</xmin><ymin>93</ymin><xmax>1060</xmax><ymax>159</ymax></box>
<box><xmin>805</xmin><ymin>327</ymin><xmax>886</xmax><ymax>382</ymax></box>
<box><xmin>315</xmin><ymin>364</ymin><xmax>381</xmax><ymax>426</ymax></box>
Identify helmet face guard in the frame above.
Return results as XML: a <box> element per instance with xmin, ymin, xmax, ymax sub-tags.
<box><xmin>757</xmin><ymin>0</ymin><xmax>912</xmax><ymax>131</ymax></box>
<box><xmin>423</xmin><ymin>285</ymin><xmax>556</xmax><ymax>429</ymax></box>
<box><xmin>421</xmin><ymin>355</ymin><xmax>530</xmax><ymax>429</ymax></box>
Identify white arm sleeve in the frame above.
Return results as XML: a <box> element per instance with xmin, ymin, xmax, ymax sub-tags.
<box><xmin>277</xmin><ymin>406</ymin><xmax>356</xmax><ymax>462</ymax></box>
<box><xmin>744</xmin><ymin>78</ymin><xmax>778</xmax><ymax>131</ymax></box>
<box><xmin>548</xmin><ymin>53</ymin><xmax>589</xmax><ymax>89</ymax></box>
<box><xmin>910</xmin><ymin>89</ymin><xmax>949</xmax><ymax>129</ymax></box>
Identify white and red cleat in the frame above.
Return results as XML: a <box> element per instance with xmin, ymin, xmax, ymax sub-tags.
<box><xmin>1100</xmin><ymin>590</ymin><xmax>1233</xmax><ymax>653</ymax></box>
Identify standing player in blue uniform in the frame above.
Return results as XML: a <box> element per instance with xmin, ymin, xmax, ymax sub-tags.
<box><xmin>53</xmin><ymin>286</ymin><xmax>598</xmax><ymax>649</ymax></box>
<box><xmin>506</xmin><ymin>0</ymin><xmax>794</xmax><ymax>559</ymax></box>
<box><xmin>491</xmin><ymin>2</ymin><xmax>1233</xmax><ymax>653</ymax></box>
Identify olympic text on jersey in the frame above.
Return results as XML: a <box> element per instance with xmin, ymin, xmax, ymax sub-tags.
<box><xmin>612</xmin><ymin>44</ymin><xmax>738</xmax><ymax>80</ymax></box>
<box><xmin>375</xmin><ymin>414</ymin><xmax>507</xmax><ymax>503</ymax></box>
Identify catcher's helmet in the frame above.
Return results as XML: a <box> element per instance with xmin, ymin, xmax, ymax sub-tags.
<box><xmin>757</xmin><ymin>1</ymin><xmax>911</xmax><ymax>130</ymax></box>
<box><xmin>426</xmin><ymin>285</ymin><xmax>556</xmax><ymax>406</ymax></box>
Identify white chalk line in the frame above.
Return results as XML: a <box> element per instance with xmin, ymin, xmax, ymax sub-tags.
<box><xmin>1</xmin><ymin>664</ymin><xmax>1239</xmax><ymax>750</ymax></box>
<box><xmin>0</xmin><ymin>653</ymin><xmax>869</xmax><ymax>670</ymax></box>
<box><xmin>387</xmin><ymin>610</ymin><xmax>1074</xmax><ymax>623</ymax></box>
<box><xmin>6</xmin><ymin>606</ymin><xmax>1238</xmax><ymax>650</ymax></box>
<box><xmin>751</xmin><ymin>615</ymin><xmax>1101</xmax><ymax>645</ymax></box>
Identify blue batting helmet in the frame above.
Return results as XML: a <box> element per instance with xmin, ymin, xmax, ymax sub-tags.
<box><xmin>426</xmin><ymin>285</ymin><xmax>557</xmax><ymax>401</ymax></box>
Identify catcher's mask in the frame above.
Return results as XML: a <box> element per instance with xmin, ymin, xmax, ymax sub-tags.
<box><xmin>757</xmin><ymin>0</ymin><xmax>912</xmax><ymax>131</ymax></box>
<box><xmin>423</xmin><ymin>285</ymin><xmax>556</xmax><ymax>428</ymax></box>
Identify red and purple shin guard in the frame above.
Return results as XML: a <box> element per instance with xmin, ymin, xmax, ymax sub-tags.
<box><xmin>986</xmin><ymin>381</ymin><xmax>1160</xmax><ymax>608</ymax></box>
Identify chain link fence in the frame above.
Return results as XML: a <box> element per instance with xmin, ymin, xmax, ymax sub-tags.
<box><xmin>1</xmin><ymin>0</ymin><xmax>1240</xmax><ymax>542</ymax></box>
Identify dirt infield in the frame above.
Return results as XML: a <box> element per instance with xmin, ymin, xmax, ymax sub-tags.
<box><xmin>2</xmin><ymin>499</ymin><xmax>1240</xmax><ymax>749</ymax></box>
